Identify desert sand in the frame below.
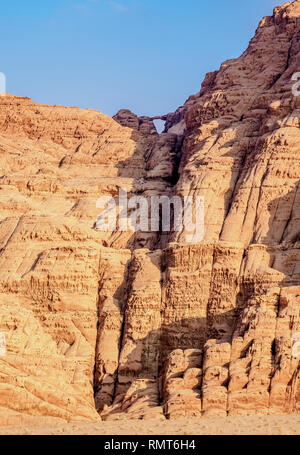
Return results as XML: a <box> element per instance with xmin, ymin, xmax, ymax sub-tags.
<box><xmin>1</xmin><ymin>414</ymin><xmax>300</xmax><ymax>435</ymax></box>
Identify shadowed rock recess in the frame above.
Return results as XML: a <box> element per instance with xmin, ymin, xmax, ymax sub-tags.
<box><xmin>0</xmin><ymin>1</ymin><xmax>300</xmax><ymax>425</ymax></box>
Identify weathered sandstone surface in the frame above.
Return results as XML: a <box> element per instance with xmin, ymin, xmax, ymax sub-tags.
<box><xmin>0</xmin><ymin>0</ymin><xmax>300</xmax><ymax>425</ymax></box>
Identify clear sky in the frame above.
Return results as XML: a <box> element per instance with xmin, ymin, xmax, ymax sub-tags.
<box><xmin>0</xmin><ymin>0</ymin><xmax>284</xmax><ymax>118</ymax></box>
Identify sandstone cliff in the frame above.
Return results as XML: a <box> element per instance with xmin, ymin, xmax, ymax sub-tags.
<box><xmin>0</xmin><ymin>0</ymin><xmax>300</xmax><ymax>425</ymax></box>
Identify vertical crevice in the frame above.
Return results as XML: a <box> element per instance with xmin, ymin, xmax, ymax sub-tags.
<box><xmin>111</xmin><ymin>253</ymin><xmax>133</xmax><ymax>404</ymax></box>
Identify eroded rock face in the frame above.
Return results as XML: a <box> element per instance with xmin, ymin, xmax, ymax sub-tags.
<box><xmin>0</xmin><ymin>95</ymin><xmax>152</xmax><ymax>424</ymax></box>
<box><xmin>0</xmin><ymin>0</ymin><xmax>300</xmax><ymax>425</ymax></box>
<box><xmin>101</xmin><ymin>0</ymin><xmax>300</xmax><ymax>420</ymax></box>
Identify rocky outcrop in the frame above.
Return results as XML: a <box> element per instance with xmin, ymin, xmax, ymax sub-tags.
<box><xmin>0</xmin><ymin>95</ymin><xmax>149</xmax><ymax>424</ymax></box>
<box><xmin>99</xmin><ymin>0</ymin><xmax>300</xmax><ymax>420</ymax></box>
<box><xmin>113</xmin><ymin>109</ymin><xmax>158</xmax><ymax>137</ymax></box>
<box><xmin>0</xmin><ymin>0</ymin><xmax>300</xmax><ymax>425</ymax></box>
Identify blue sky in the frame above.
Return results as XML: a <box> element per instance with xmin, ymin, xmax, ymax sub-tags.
<box><xmin>0</xmin><ymin>0</ymin><xmax>284</xmax><ymax>118</ymax></box>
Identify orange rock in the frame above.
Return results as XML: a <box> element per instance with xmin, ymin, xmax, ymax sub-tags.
<box><xmin>1</xmin><ymin>0</ymin><xmax>300</xmax><ymax>425</ymax></box>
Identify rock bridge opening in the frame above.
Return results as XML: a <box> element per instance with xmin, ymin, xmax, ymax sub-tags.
<box><xmin>153</xmin><ymin>119</ymin><xmax>166</xmax><ymax>134</ymax></box>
